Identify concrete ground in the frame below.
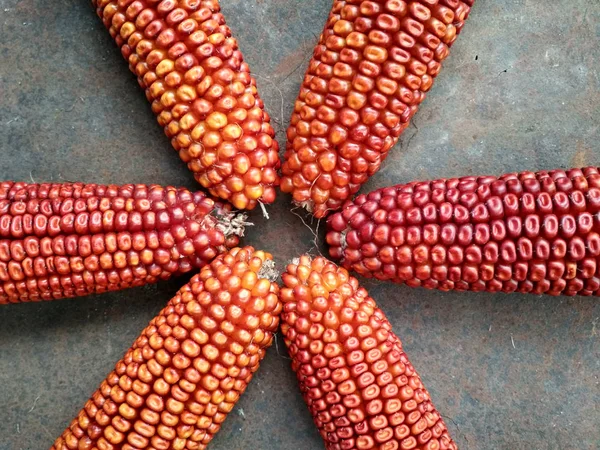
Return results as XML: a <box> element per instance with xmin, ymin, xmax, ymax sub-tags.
<box><xmin>0</xmin><ymin>0</ymin><xmax>598</xmax><ymax>449</ymax></box>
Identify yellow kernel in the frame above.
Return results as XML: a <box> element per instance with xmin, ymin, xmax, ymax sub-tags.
<box><xmin>208</xmin><ymin>32</ymin><xmax>225</xmax><ymax>45</ymax></box>
<box><xmin>202</xmin><ymin>344</ymin><xmax>219</xmax><ymax>361</ymax></box>
<box><xmin>160</xmin><ymin>91</ymin><xmax>177</xmax><ymax>108</ymax></box>
<box><xmin>104</xmin><ymin>426</ymin><xmax>124</xmax><ymax>444</ymax></box>
<box><xmin>244</xmin><ymin>185</ymin><xmax>264</xmax><ymax>200</ymax></box>
<box><xmin>156</xmin><ymin>59</ymin><xmax>175</xmax><ymax>77</ymax></box>
<box><xmin>118</xmin><ymin>403</ymin><xmax>137</xmax><ymax>420</ymax></box>
<box><xmin>241</xmin><ymin>271</ymin><xmax>257</xmax><ymax>289</ymax></box>
<box><xmin>222</xmin><ymin>123</ymin><xmax>242</xmax><ymax>140</ymax></box>
<box><xmin>231</xmin><ymin>193</ymin><xmax>249</xmax><ymax>210</ymax></box>
<box><xmin>179</xmin><ymin>113</ymin><xmax>199</xmax><ymax>131</ymax></box>
<box><xmin>166</xmin><ymin>121</ymin><xmax>179</xmax><ymax>137</ymax></box>
<box><xmin>202</xmin><ymin>131</ymin><xmax>222</xmax><ymax>148</ymax></box>
<box><xmin>176</xmin><ymin>85</ymin><xmax>197</xmax><ymax>102</ymax></box>
<box><xmin>120</xmin><ymin>22</ymin><xmax>136</xmax><ymax>39</ymax></box>
<box><xmin>206</xmin><ymin>112</ymin><xmax>228</xmax><ymax>130</ymax></box>
<box><xmin>191</xmin><ymin>121</ymin><xmax>208</xmax><ymax>141</ymax></box>
<box><xmin>200</xmin><ymin>150</ymin><xmax>217</xmax><ymax>167</ymax></box>
<box><xmin>333</xmin><ymin>20</ymin><xmax>353</xmax><ymax>36</ymax></box>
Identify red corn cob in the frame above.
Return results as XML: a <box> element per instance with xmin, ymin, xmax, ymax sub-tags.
<box><xmin>327</xmin><ymin>166</ymin><xmax>600</xmax><ymax>296</ymax></box>
<box><xmin>281</xmin><ymin>0</ymin><xmax>475</xmax><ymax>218</ymax></box>
<box><xmin>52</xmin><ymin>246</ymin><xmax>281</xmax><ymax>450</ymax></box>
<box><xmin>93</xmin><ymin>0</ymin><xmax>280</xmax><ymax>210</ymax></box>
<box><xmin>281</xmin><ymin>255</ymin><xmax>456</xmax><ymax>450</ymax></box>
<box><xmin>0</xmin><ymin>182</ymin><xmax>247</xmax><ymax>304</ymax></box>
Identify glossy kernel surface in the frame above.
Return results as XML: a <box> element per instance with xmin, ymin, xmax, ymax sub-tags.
<box><xmin>51</xmin><ymin>246</ymin><xmax>281</xmax><ymax>450</ymax></box>
<box><xmin>280</xmin><ymin>255</ymin><xmax>456</xmax><ymax>450</ymax></box>
<box><xmin>327</xmin><ymin>166</ymin><xmax>600</xmax><ymax>296</ymax></box>
<box><xmin>93</xmin><ymin>0</ymin><xmax>280</xmax><ymax>210</ymax></box>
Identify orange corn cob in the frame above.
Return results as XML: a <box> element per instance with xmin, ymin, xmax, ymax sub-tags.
<box><xmin>0</xmin><ymin>182</ymin><xmax>247</xmax><ymax>304</ymax></box>
<box><xmin>93</xmin><ymin>0</ymin><xmax>280</xmax><ymax>210</ymax></box>
<box><xmin>327</xmin><ymin>167</ymin><xmax>600</xmax><ymax>296</ymax></box>
<box><xmin>52</xmin><ymin>246</ymin><xmax>281</xmax><ymax>450</ymax></box>
<box><xmin>281</xmin><ymin>0</ymin><xmax>475</xmax><ymax>217</ymax></box>
<box><xmin>281</xmin><ymin>255</ymin><xmax>456</xmax><ymax>450</ymax></box>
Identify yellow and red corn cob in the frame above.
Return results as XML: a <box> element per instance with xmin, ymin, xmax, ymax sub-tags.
<box><xmin>281</xmin><ymin>255</ymin><xmax>456</xmax><ymax>450</ymax></box>
<box><xmin>0</xmin><ymin>182</ymin><xmax>247</xmax><ymax>304</ymax></box>
<box><xmin>327</xmin><ymin>166</ymin><xmax>600</xmax><ymax>296</ymax></box>
<box><xmin>52</xmin><ymin>246</ymin><xmax>281</xmax><ymax>450</ymax></box>
<box><xmin>281</xmin><ymin>0</ymin><xmax>475</xmax><ymax>218</ymax></box>
<box><xmin>93</xmin><ymin>0</ymin><xmax>280</xmax><ymax>210</ymax></box>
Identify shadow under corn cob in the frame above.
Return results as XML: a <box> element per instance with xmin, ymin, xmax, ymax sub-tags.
<box><xmin>93</xmin><ymin>0</ymin><xmax>280</xmax><ymax>210</ymax></box>
<box><xmin>281</xmin><ymin>255</ymin><xmax>456</xmax><ymax>450</ymax></box>
<box><xmin>327</xmin><ymin>167</ymin><xmax>600</xmax><ymax>296</ymax></box>
<box><xmin>281</xmin><ymin>0</ymin><xmax>475</xmax><ymax>218</ymax></box>
<box><xmin>0</xmin><ymin>182</ymin><xmax>246</xmax><ymax>304</ymax></box>
<box><xmin>51</xmin><ymin>246</ymin><xmax>281</xmax><ymax>450</ymax></box>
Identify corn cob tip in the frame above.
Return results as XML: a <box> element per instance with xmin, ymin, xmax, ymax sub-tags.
<box><xmin>214</xmin><ymin>210</ymin><xmax>252</xmax><ymax>238</ymax></box>
<box><xmin>257</xmin><ymin>258</ymin><xmax>278</xmax><ymax>282</ymax></box>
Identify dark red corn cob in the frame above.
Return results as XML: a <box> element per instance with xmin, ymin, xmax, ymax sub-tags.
<box><xmin>0</xmin><ymin>182</ymin><xmax>247</xmax><ymax>304</ymax></box>
<box><xmin>327</xmin><ymin>167</ymin><xmax>600</xmax><ymax>296</ymax></box>
<box><xmin>281</xmin><ymin>0</ymin><xmax>475</xmax><ymax>218</ymax></box>
<box><xmin>281</xmin><ymin>255</ymin><xmax>456</xmax><ymax>450</ymax></box>
<box><xmin>93</xmin><ymin>0</ymin><xmax>280</xmax><ymax>210</ymax></box>
<box><xmin>52</xmin><ymin>246</ymin><xmax>281</xmax><ymax>450</ymax></box>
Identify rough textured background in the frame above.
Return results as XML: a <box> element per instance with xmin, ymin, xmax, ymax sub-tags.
<box><xmin>0</xmin><ymin>0</ymin><xmax>598</xmax><ymax>449</ymax></box>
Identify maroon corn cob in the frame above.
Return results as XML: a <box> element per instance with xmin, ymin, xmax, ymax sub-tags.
<box><xmin>281</xmin><ymin>0</ymin><xmax>475</xmax><ymax>218</ymax></box>
<box><xmin>281</xmin><ymin>255</ymin><xmax>457</xmax><ymax>450</ymax></box>
<box><xmin>52</xmin><ymin>246</ymin><xmax>281</xmax><ymax>450</ymax></box>
<box><xmin>93</xmin><ymin>0</ymin><xmax>280</xmax><ymax>210</ymax></box>
<box><xmin>327</xmin><ymin>167</ymin><xmax>600</xmax><ymax>296</ymax></box>
<box><xmin>0</xmin><ymin>182</ymin><xmax>247</xmax><ymax>304</ymax></box>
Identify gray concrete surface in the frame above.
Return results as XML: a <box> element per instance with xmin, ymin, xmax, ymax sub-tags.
<box><xmin>0</xmin><ymin>0</ymin><xmax>598</xmax><ymax>449</ymax></box>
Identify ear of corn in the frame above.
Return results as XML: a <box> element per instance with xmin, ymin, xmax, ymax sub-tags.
<box><xmin>327</xmin><ymin>167</ymin><xmax>600</xmax><ymax>296</ymax></box>
<box><xmin>93</xmin><ymin>0</ymin><xmax>280</xmax><ymax>210</ymax></box>
<box><xmin>281</xmin><ymin>255</ymin><xmax>456</xmax><ymax>450</ymax></box>
<box><xmin>280</xmin><ymin>0</ymin><xmax>475</xmax><ymax>218</ymax></box>
<box><xmin>51</xmin><ymin>246</ymin><xmax>281</xmax><ymax>450</ymax></box>
<box><xmin>0</xmin><ymin>182</ymin><xmax>246</xmax><ymax>304</ymax></box>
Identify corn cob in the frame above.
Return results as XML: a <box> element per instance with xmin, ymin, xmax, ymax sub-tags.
<box><xmin>0</xmin><ymin>182</ymin><xmax>247</xmax><ymax>304</ymax></box>
<box><xmin>93</xmin><ymin>0</ymin><xmax>280</xmax><ymax>210</ymax></box>
<box><xmin>327</xmin><ymin>166</ymin><xmax>600</xmax><ymax>296</ymax></box>
<box><xmin>51</xmin><ymin>246</ymin><xmax>281</xmax><ymax>450</ymax></box>
<box><xmin>281</xmin><ymin>255</ymin><xmax>456</xmax><ymax>450</ymax></box>
<box><xmin>280</xmin><ymin>0</ymin><xmax>475</xmax><ymax>218</ymax></box>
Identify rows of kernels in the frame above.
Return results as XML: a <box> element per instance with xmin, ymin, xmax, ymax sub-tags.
<box><xmin>51</xmin><ymin>246</ymin><xmax>281</xmax><ymax>450</ymax></box>
<box><xmin>92</xmin><ymin>0</ymin><xmax>280</xmax><ymax>210</ymax></box>
<box><xmin>281</xmin><ymin>256</ymin><xmax>456</xmax><ymax>450</ymax></box>
<box><xmin>327</xmin><ymin>166</ymin><xmax>600</xmax><ymax>296</ymax></box>
<box><xmin>280</xmin><ymin>0</ymin><xmax>475</xmax><ymax>218</ymax></box>
<box><xmin>0</xmin><ymin>182</ymin><xmax>237</xmax><ymax>303</ymax></box>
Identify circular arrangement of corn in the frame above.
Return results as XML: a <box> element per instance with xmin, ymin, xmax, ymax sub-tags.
<box><xmin>3</xmin><ymin>0</ymin><xmax>597</xmax><ymax>448</ymax></box>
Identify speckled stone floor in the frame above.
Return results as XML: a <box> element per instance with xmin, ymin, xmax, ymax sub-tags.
<box><xmin>0</xmin><ymin>1</ymin><xmax>598</xmax><ymax>449</ymax></box>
